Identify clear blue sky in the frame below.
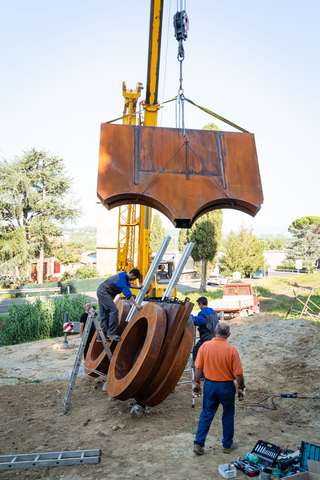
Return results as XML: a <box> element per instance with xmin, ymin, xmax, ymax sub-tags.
<box><xmin>1</xmin><ymin>0</ymin><xmax>319</xmax><ymax>234</ymax></box>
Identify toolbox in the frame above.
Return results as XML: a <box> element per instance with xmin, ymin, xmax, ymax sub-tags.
<box><xmin>280</xmin><ymin>442</ymin><xmax>320</xmax><ymax>478</ymax></box>
<box><xmin>231</xmin><ymin>440</ymin><xmax>282</xmax><ymax>476</ymax></box>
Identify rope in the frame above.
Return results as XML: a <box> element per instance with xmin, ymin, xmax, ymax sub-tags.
<box><xmin>186</xmin><ymin>143</ymin><xmax>234</xmax><ymax>205</ymax></box>
<box><xmin>104</xmin><ymin>97</ymin><xmax>177</xmax><ymax>124</ymax></box>
<box><xmin>184</xmin><ymin>97</ymin><xmax>249</xmax><ymax>133</ymax></box>
<box><xmin>135</xmin><ymin>143</ymin><xmax>185</xmax><ymax>202</ymax></box>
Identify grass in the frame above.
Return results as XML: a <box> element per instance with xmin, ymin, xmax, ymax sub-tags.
<box><xmin>255</xmin><ymin>275</ymin><xmax>320</xmax><ymax>319</ymax></box>
<box><xmin>0</xmin><ymin>294</ymin><xmax>89</xmax><ymax>347</ymax></box>
<box><xmin>177</xmin><ymin>272</ymin><xmax>320</xmax><ymax>320</ymax></box>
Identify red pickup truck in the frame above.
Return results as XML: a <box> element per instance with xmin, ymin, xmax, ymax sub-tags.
<box><xmin>208</xmin><ymin>283</ymin><xmax>260</xmax><ymax>317</ymax></box>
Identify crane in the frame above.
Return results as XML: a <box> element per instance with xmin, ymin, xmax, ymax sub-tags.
<box><xmin>116</xmin><ymin>0</ymin><xmax>177</xmax><ymax>299</ymax></box>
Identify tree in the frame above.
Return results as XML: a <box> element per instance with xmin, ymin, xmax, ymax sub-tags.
<box><xmin>260</xmin><ymin>237</ymin><xmax>285</xmax><ymax>250</ymax></box>
<box><xmin>188</xmin><ymin>210</ymin><xmax>223</xmax><ymax>290</ymax></box>
<box><xmin>0</xmin><ymin>229</ymin><xmax>38</xmax><ymax>282</ymax></box>
<box><xmin>150</xmin><ymin>213</ymin><xmax>165</xmax><ymax>252</ymax></box>
<box><xmin>52</xmin><ymin>241</ymin><xmax>83</xmax><ymax>266</ymax></box>
<box><xmin>272</xmin><ymin>237</ymin><xmax>285</xmax><ymax>250</ymax></box>
<box><xmin>285</xmin><ymin>224</ymin><xmax>320</xmax><ymax>267</ymax></box>
<box><xmin>178</xmin><ymin>228</ymin><xmax>189</xmax><ymax>253</ymax></box>
<box><xmin>289</xmin><ymin>216</ymin><xmax>320</xmax><ymax>232</ymax></box>
<box><xmin>221</xmin><ymin>224</ymin><xmax>265</xmax><ymax>277</ymax></box>
<box><xmin>0</xmin><ymin>149</ymin><xmax>81</xmax><ymax>282</ymax></box>
<box><xmin>202</xmin><ymin>122</ymin><xmax>220</xmax><ymax>131</ymax></box>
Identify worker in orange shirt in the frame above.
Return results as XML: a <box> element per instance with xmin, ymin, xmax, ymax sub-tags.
<box><xmin>192</xmin><ymin>322</ymin><xmax>246</xmax><ymax>456</ymax></box>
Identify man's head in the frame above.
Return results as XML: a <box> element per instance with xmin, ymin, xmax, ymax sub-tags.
<box><xmin>160</xmin><ymin>265</ymin><xmax>165</xmax><ymax>271</ymax></box>
<box><xmin>197</xmin><ymin>296</ymin><xmax>208</xmax><ymax>310</ymax></box>
<box><xmin>83</xmin><ymin>302</ymin><xmax>91</xmax><ymax>313</ymax></box>
<box><xmin>215</xmin><ymin>322</ymin><xmax>231</xmax><ymax>338</ymax></box>
<box><xmin>128</xmin><ymin>268</ymin><xmax>141</xmax><ymax>281</ymax></box>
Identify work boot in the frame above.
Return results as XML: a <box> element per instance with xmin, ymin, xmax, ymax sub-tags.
<box><xmin>108</xmin><ymin>334</ymin><xmax>121</xmax><ymax>342</ymax></box>
<box><xmin>193</xmin><ymin>443</ymin><xmax>204</xmax><ymax>455</ymax></box>
<box><xmin>223</xmin><ymin>442</ymin><xmax>238</xmax><ymax>454</ymax></box>
<box><xmin>96</xmin><ymin>334</ymin><xmax>102</xmax><ymax>342</ymax></box>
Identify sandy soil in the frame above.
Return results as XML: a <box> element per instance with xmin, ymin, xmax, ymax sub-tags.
<box><xmin>0</xmin><ymin>313</ymin><xmax>320</xmax><ymax>480</ymax></box>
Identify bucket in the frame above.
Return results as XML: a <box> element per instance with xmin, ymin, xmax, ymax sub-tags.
<box><xmin>259</xmin><ymin>467</ymin><xmax>273</xmax><ymax>480</ymax></box>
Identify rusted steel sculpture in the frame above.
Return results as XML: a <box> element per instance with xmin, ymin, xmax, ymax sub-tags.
<box><xmin>106</xmin><ymin>303</ymin><xmax>167</xmax><ymax>400</ymax></box>
<box><xmin>84</xmin><ymin>299</ymin><xmax>194</xmax><ymax>407</ymax></box>
<box><xmin>84</xmin><ymin>299</ymin><xmax>131</xmax><ymax>377</ymax></box>
<box><xmin>97</xmin><ymin>124</ymin><xmax>263</xmax><ymax>228</ymax></box>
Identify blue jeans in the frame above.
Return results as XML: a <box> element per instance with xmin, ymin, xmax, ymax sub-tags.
<box><xmin>194</xmin><ymin>379</ymin><xmax>236</xmax><ymax>448</ymax></box>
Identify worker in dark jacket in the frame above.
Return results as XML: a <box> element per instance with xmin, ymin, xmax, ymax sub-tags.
<box><xmin>96</xmin><ymin>268</ymin><xmax>142</xmax><ymax>342</ymax></box>
<box><xmin>192</xmin><ymin>296</ymin><xmax>219</xmax><ymax>362</ymax></box>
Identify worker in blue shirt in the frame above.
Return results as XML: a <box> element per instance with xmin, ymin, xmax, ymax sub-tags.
<box><xmin>192</xmin><ymin>296</ymin><xmax>219</xmax><ymax>362</ymax></box>
<box><xmin>96</xmin><ymin>268</ymin><xmax>143</xmax><ymax>342</ymax></box>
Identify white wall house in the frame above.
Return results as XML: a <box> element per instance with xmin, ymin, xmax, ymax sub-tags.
<box><xmin>263</xmin><ymin>250</ymin><xmax>286</xmax><ymax>269</ymax></box>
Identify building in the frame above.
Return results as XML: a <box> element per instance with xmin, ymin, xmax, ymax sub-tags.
<box><xmin>263</xmin><ymin>250</ymin><xmax>286</xmax><ymax>270</ymax></box>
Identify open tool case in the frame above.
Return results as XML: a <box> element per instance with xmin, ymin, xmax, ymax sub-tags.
<box><xmin>231</xmin><ymin>440</ymin><xmax>281</xmax><ymax>476</ymax></box>
<box><xmin>280</xmin><ymin>441</ymin><xmax>320</xmax><ymax>478</ymax></box>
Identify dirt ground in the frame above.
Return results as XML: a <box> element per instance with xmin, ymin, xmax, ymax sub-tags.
<box><xmin>0</xmin><ymin>313</ymin><xmax>320</xmax><ymax>480</ymax></box>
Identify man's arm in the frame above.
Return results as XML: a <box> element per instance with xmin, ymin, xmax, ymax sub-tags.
<box><xmin>128</xmin><ymin>295</ymin><xmax>142</xmax><ymax>310</ymax></box>
<box><xmin>115</xmin><ymin>275</ymin><xmax>135</xmax><ymax>300</ymax></box>
<box><xmin>129</xmin><ymin>283</ymin><xmax>143</xmax><ymax>290</ymax></box>
<box><xmin>194</xmin><ymin>367</ymin><xmax>202</xmax><ymax>384</ymax></box>
<box><xmin>191</xmin><ymin>311</ymin><xmax>206</xmax><ymax>326</ymax></box>
<box><xmin>235</xmin><ymin>374</ymin><xmax>245</xmax><ymax>391</ymax></box>
<box><xmin>80</xmin><ymin>323</ymin><xmax>84</xmax><ymax>338</ymax></box>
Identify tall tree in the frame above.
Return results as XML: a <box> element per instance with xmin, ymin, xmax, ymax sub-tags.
<box><xmin>188</xmin><ymin>210</ymin><xmax>223</xmax><ymax>290</ymax></box>
<box><xmin>221</xmin><ymin>224</ymin><xmax>265</xmax><ymax>277</ymax></box>
<box><xmin>0</xmin><ymin>149</ymin><xmax>81</xmax><ymax>282</ymax></box>
<box><xmin>150</xmin><ymin>213</ymin><xmax>165</xmax><ymax>252</ymax></box>
<box><xmin>285</xmin><ymin>224</ymin><xmax>320</xmax><ymax>266</ymax></box>
<box><xmin>178</xmin><ymin>228</ymin><xmax>189</xmax><ymax>253</ymax></box>
<box><xmin>290</xmin><ymin>216</ymin><xmax>320</xmax><ymax>232</ymax></box>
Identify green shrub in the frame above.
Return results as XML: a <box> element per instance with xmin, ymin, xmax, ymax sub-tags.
<box><xmin>77</xmin><ymin>265</ymin><xmax>97</xmax><ymax>279</ymax></box>
<box><xmin>61</xmin><ymin>271</ymin><xmax>73</xmax><ymax>281</ymax></box>
<box><xmin>0</xmin><ymin>293</ymin><xmax>88</xmax><ymax>346</ymax></box>
<box><xmin>1</xmin><ymin>279</ymin><xmax>11</xmax><ymax>289</ymax></box>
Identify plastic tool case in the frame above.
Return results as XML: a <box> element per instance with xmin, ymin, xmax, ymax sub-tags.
<box><xmin>231</xmin><ymin>440</ymin><xmax>281</xmax><ymax>476</ymax></box>
<box><xmin>280</xmin><ymin>441</ymin><xmax>320</xmax><ymax>478</ymax></box>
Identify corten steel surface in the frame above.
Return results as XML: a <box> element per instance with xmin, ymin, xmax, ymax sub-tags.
<box><xmin>134</xmin><ymin>301</ymin><xmax>193</xmax><ymax>399</ymax></box>
<box><xmin>84</xmin><ymin>300</ymin><xmax>130</xmax><ymax>377</ymax></box>
<box><xmin>106</xmin><ymin>303</ymin><xmax>167</xmax><ymax>401</ymax></box>
<box><xmin>138</xmin><ymin>316</ymin><xmax>194</xmax><ymax>407</ymax></box>
<box><xmin>97</xmin><ymin>124</ymin><xmax>264</xmax><ymax>227</ymax></box>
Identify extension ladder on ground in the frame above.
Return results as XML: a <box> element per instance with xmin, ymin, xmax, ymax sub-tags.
<box><xmin>0</xmin><ymin>449</ymin><xmax>101</xmax><ymax>471</ymax></box>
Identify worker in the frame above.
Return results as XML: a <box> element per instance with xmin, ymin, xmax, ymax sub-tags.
<box><xmin>79</xmin><ymin>302</ymin><xmax>96</xmax><ymax>359</ymax></box>
<box><xmin>192</xmin><ymin>322</ymin><xmax>245</xmax><ymax>456</ymax></box>
<box><xmin>157</xmin><ymin>264</ymin><xmax>170</xmax><ymax>281</ymax></box>
<box><xmin>96</xmin><ymin>268</ymin><xmax>143</xmax><ymax>342</ymax></box>
<box><xmin>191</xmin><ymin>297</ymin><xmax>219</xmax><ymax>363</ymax></box>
